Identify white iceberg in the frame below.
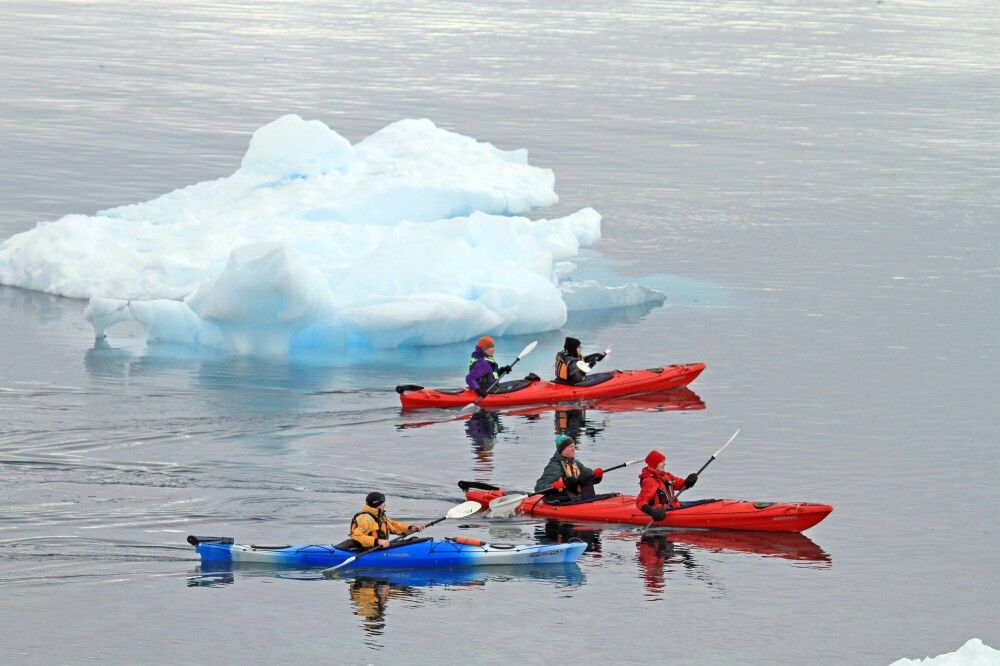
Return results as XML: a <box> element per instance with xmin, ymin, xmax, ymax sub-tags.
<box><xmin>889</xmin><ymin>639</ymin><xmax>1000</xmax><ymax>666</ymax></box>
<box><xmin>0</xmin><ymin>114</ymin><xmax>657</xmax><ymax>354</ymax></box>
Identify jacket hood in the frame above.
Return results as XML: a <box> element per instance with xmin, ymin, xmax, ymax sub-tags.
<box><xmin>471</xmin><ymin>347</ymin><xmax>487</xmax><ymax>360</ymax></box>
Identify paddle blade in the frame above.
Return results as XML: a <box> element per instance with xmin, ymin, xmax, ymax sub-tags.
<box><xmin>714</xmin><ymin>428</ymin><xmax>741</xmax><ymax>457</ymax></box>
<box><xmin>516</xmin><ymin>340</ymin><xmax>538</xmax><ymax>360</ymax></box>
<box><xmin>446</xmin><ymin>500</ymin><xmax>484</xmax><ymax>519</ymax></box>
<box><xmin>459</xmin><ymin>402</ymin><xmax>481</xmax><ymax>415</ymax></box>
<box><xmin>488</xmin><ymin>493</ymin><xmax>528</xmax><ymax>517</ymax></box>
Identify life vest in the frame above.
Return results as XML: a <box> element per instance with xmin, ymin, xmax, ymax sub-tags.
<box><xmin>554</xmin><ymin>351</ymin><xmax>574</xmax><ymax>382</ymax></box>
<box><xmin>561</xmin><ymin>459</ymin><xmax>581</xmax><ymax>481</ymax></box>
<box><xmin>351</xmin><ymin>510</ymin><xmax>389</xmax><ymax>541</ymax></box>
<box><xmin>647</xmin><ymin>477</ymin><xmax>678</xmax><ymax>508</ymax></box>
<box><xmin>470</xmin><ymin>355</ymin><xmax>499</xmax><ymax>381</ymax></box>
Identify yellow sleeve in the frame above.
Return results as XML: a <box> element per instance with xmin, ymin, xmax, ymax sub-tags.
<box><xmin>350</xmin><ymin>513</ymin><xmax>379</xmax><ymax>548</ymax></box>
<box><xmin>385</xmin><ymin>516</ymin><xmax>411</xmax><ymax>535</ymax></box>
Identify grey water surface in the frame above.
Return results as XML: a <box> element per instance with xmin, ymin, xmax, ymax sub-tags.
<box><xmin>1</xmin><ymin>1</ymin><xmax>998</xmax><ymax>664</ymax></box>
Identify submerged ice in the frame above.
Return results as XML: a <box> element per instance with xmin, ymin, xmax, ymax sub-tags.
<box><xmin>2</xmin><ymin>115</ymin><xmax>659</xmax><ymax>354</ymax></box>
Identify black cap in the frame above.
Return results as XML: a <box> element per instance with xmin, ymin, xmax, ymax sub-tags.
<box><xmin>366</xmin><ymin>492</ymin><xmax>385</xmax><ymax>508</ymax></box>
<box><xmin>563</xmin><ymin>336</ymin><xmax>581</xmax><ymax>353</ymax></box>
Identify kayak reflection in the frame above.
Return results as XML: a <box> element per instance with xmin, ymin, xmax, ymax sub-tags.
<box><xmin>633</xmin><ymin>530</ymin><xmax>831</xmax><ymax>595</ymax></box>
<box><xmin>400</xmin><ymin>388</ymin><xmax>704</xmax><ymax>471</ymax></box>
<box><xmin>188</xmin><ymin>561</ymin><xmax>585</xmax><ymax>636</ymax></box>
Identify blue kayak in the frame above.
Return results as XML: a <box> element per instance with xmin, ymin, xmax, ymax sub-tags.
<box><xmin>188</xmin><ymin>535</ymin><xmax>586</xmax><ymax>569</ymax></box>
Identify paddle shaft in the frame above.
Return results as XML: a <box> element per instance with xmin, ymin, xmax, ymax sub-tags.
<box><xmin>536</xmin><ymin>458</ymin><xmax>631</xmax><ymax>494</ymax></box>
<box><xmin>477</xmin><ymin>355</ymin><xmax>523</xmax><ymax>401</ymax></box>
<box><xmin>674</xmin><ymin>429</ymin><xmax>740</xmax><ymax>502</ymax></box>
<box><xmin>327</xmin><ymin>517</ymin><xmax>441</xmax><ymax>572</ymax></box>
<box><xmin>495</xmin><ymin>459</ymin><xmax>639</xmax><ymax>499</ymax></box>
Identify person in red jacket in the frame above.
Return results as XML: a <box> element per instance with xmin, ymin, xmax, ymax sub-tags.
<box><xmin>635</xmin><ymin>450</ymin><xmax>698</xmax><ymax>522</ymax></box>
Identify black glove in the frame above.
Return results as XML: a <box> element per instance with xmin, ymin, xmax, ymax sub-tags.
<box><xmin>641</xmin><ymin>505</ymin><xmax>668</xmax><ymax>522</ymax></box>
<box><xmin>498</xmin><ymin>365</ymin><xmax>512</xmax><ymax>375</ymax></box>
<box><xmin>584</xmin><ymin>353</ymin><xmax>605</xmax><ymax>366</ymax></box>
<box><xmin>684</xmin><ymin>473</ymin><xmax>698</xmax><ymax>489</ymax></box>
<box><xmin>476</xmin><ymin>388</ymin><xmax>489</xmax><ymax>398</ymax></box>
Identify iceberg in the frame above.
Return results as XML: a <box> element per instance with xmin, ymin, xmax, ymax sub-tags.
<box><xmin>0</xmin><ymin>114</ymin><xmax>653</xmax><ymax>355</ymax></box>
<box><xmin>889</xmin><ymin>639</ymin><xmax>1000</xmax><ymax>666</ymax></box>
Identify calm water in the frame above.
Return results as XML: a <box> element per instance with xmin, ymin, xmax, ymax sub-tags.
<box><xmin>1</xmin><ymin>1</ymin><xmax>997</xmax><ymax>664</ymax></box>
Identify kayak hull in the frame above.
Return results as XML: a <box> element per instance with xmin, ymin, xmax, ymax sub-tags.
<box><xmin>399</xmin><ymin>363</ymin><xmax>706</xmax><ymax>409</ymax></box>
<box><xmin>189</xmin><ymin>536</ymin><xmax>586</xmax><ymax>568</ymax></box>
<box><xmin>464</xmin><ymin>489</ymin><xmax>832</xmax><ymax>533</ymax></box>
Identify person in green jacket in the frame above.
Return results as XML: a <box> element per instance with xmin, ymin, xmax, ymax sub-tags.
<box><xmin>533</xmin><ymin>434</ymin><xmax>604</xmax><ymax>502</ymax></box>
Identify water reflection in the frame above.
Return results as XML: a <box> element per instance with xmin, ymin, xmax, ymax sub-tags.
<box><xmin>399</xmin><ymin>388</ymin><xmax>704</xmax><ymax>472</ymax></box>
<box><xmin>188</xmin><ymin>561</ymin><xmax>585</xmax><ymax>641</ymax></box>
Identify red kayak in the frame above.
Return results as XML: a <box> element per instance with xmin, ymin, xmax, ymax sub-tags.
<box><xmin>460</xmin><ymin>484</ymin><xmax>832</xmax><ymax>533</ymax></box>
<box><xmin>397</xmin><ymin>363</ymin><xmax>706</xmax><ymax>409</ymax></box>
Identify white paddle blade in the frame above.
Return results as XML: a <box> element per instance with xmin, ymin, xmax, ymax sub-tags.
<box><xmin>488</xmin><ymin>493</ymin><xmax>528</xmax><ymax>517</ymax></box>
<box><xmin>714</xmin><ymin>428</ymin><xmax>741</xmax><ymax>458</ymax></box>
<box><xmin>446</xmin><ymin>500</ymin><xmax>484</xmax><ymax>519</ymax></box>
<box><xmin>603</xmin><ymin>345</ymin><xmax>612</xmax><ymax>358</ymax></box>
<box><xmin>517</xmin><ymin>340</ymin><xmax>538</xmax><ymax>359</ymax></box>
<box><xmin>459</xmin><ymin>402</ymin><xmax>482</xmax><ymax>415</ymax></box>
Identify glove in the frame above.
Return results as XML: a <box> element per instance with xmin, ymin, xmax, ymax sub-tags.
<box><xmin>684</xmin><ymin>473</ymin><xmax>698</xmax><ymax>489</ymax></box>
<box><xmin>641</xmin><ymin>505</ymin><xmax>668</xmax><ymax>522</ymax></box>
<box><xmin>476</xmin><ymin>388</ymin><xmax>489</xmax><ymax>398</ymax></box>
<box><xmin>593</xmin><ymin>467</ymin><xmax>604</xmax><ymax>482</ymax></box>
<box><xmin>551</xmin><ymin>478</ymin><xmax>566</xmax><ymax>492</ymax></box>
<box><xmin>498</xmin><ymin>365</ymin><xmax>512</xmax><ymax>375</ymax></box>
<box><xmin>584</xmin><ymin>353</ymin><xmax>605</xmax><ymax>366</ymax></box>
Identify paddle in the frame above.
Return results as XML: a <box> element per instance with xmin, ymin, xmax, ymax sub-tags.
<box><xmin>674</xmin><ymin>428</ymin><xmax>740</xmax><ymax>503</ymax></box>
<box><xmin>460</xmin><ymin>341</ymin><xmax>538</xmax><ymax>414</ymax></box>
<box><xmin>488</xmin><ymin>459</ymin><xmax>642</xmax><ymax>517</ymax></box>
<box><xmin>640</xmin><ymin>428</ymin><xmax>741</xmax><ymax>533</ymax></box>
<box><xmin>577</xmin><ymin>344</ymin><xmax>612</xmax><ymax>374</ymax></box>
<box><xmin>321</xmin><ymin>500</ymin><xmax>481</xmax><ymax>576</ymax></box>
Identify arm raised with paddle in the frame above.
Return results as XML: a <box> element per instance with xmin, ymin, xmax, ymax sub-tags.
<box><xmin>461</xmin><ymin>340</ymin><xmax>537</xmax><ymax>414</ymax></box>
<box><xmin>638</xmin><ymin>429</ymin><xmax>740</xmax><ymax>532</ymax></box>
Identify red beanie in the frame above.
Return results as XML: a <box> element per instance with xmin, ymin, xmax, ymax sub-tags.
<box><xmin>477</xmin><ymin>336</ymin><xmax>495</xmax><ymax>349</ymax></box>
<box><xmin>645</xmin><ymin>450</ymin><xmax>666</xmax><ymax>467</ymax></box>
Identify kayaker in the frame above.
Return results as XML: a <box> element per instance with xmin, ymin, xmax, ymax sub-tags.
<box><xmin>534</xmin><ymin>434</ymin><xmax>604</xmax><ymax>502</ymax></box>
<box><xmin>346</xmin><ymin>492</ymin><xmax>426</xmax><ymax>550</ymax></box>
<box><xmin>635</xmin><ymin>450</ymin><xmax>698</xmax><ymax>521</ymax></box>
<box><xmin>465</xmin><ymin>336</ymin><xmax>512</xmax><ymax>396</ymax></box>
<box><xmin>554</xmin><ymin>336</ymin><xmax>606</xmax><ymax>385</ymax></box>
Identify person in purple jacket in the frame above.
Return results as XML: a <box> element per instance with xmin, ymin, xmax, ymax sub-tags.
<box><xmin>465</xmin><ymin>337</ymin><xmax>512</xmax><ymax>396</ymax></box>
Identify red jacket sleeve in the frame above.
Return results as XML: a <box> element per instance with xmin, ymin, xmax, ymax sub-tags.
<box><xmin>665</xmin><ymin>472</ymin><xmax>686</xmax><ymax>491</ymax></box>
<box><xmin>635</xmin><ymin>476</ymin><xmax>658</xmax><ymax>510</ymax></box>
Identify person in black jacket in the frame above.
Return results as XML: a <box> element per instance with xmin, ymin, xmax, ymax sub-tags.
<box><xmin>554</xmin><ymin>337</ymin><xmax>606</xmax><ymax>385</ymax></box>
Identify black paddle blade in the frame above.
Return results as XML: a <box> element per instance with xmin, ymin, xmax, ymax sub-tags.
<box><xmin>457</xmin><ymin>480</ymin><xmax>502</xmax><ymax>492</ymax></box>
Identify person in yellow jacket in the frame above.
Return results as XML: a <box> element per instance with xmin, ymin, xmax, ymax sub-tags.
<box><xmin>347</xmin><ymin>492</ymin><xmax>426</xmax><ymax>549</ymax></box>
